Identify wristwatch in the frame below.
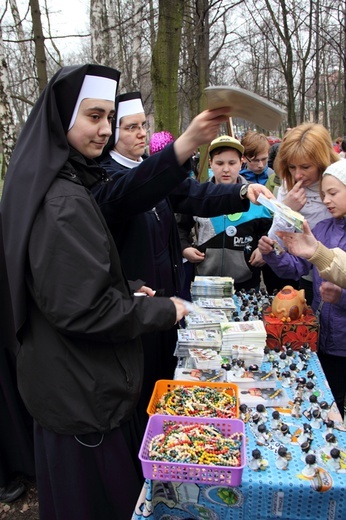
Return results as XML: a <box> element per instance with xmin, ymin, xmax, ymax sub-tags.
<box><xmin>240</xmin><ymin>183</ymin><xmax>249</xmax><ymax>200</ymax></box>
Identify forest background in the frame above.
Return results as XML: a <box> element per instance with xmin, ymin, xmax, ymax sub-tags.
<box><xmin>1</xmin><ymin>0</ymin><xmax>345</xmax><ymax>180</ymax></box>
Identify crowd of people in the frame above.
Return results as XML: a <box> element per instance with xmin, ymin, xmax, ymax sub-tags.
<box><xmin>0</xmin><ymin>62</ymin><xmax>345</xmax><ymax>519</ymax></box>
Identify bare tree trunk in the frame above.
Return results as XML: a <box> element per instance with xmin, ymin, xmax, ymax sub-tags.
<box><xmin>314</xmin><ymin>0</ymin><xmax>320</xmax><ymax>123</ymax></box>
<box><xmin>30</xmin><ymin>0</ymin><xmax>48</xmax><ymax>92</ymax></box>
<box><xmin>9</xmin><ymin>0</ymin><xmax>34</xmax><ymax>79</ymax></box>
<box><xmin>131</xmin><ymin>1</ymin><xmax>143</xmax><ymax>90</ymax></box>
<box><xmin>90</xmin><ymin>0</ymin><xmax>110</xmax><ymax>65</ymax></box>
<box><xmin>194</xmin><ymin>0</ymin><xmax>210</xmax><ymax>181</ymax></box>
<box><xmin>151</xmin><ymin>0</ymin><xmax>184</xmax><ymax>134</ymax></box>
<box><xmin>195</xmin><ymin>0</ymin><xmax>209</xmax><ymax>112</ymax></box>
<box><xmin>343</xmin><ymin>0</ymin><xmax>346</xmax><ymax>136</ymax></box>
<box><xmin>0</xmin><ymin>26</ymin><xmax>17</xmax><ymax>176</ymax></box>
<box><xmin>108</xmin><ymin>0</ymin><xmax>125</xmax><ymax>75</ymax></box>
<box><xmin>263</xmin><ymin>0</ymin><xmax>296</xmax><ymax>127</ymax></box>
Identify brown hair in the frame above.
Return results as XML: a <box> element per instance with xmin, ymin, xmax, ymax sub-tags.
<box><xmin>241</xmin><ymin>131</ymin><xmax>270</xmax><ymax>159</ymax></box>
<box><xmin>274</xmin><ymin>123</ymin><xmax>340</xmax><ymax>191</ymax></box>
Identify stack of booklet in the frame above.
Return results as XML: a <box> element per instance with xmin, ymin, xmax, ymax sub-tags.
<box><xmin>184</xmin><ymin>308</ymin><xmax>229</xmax><ymax>329</ymax></box>
<box><xmin>220</xmin><ymin>320</ymin><xmax>266</xmax><ymax>366</ymax></box>
<box><xmin>192</xmin><ymin>297</ymin><xmax>236</xmax><ymax>319</ymax></box>
<box><xmin>190</xmin><ymin>276</ymin><xmax>234</xmax><ymax>298</ymax></box>
<box><xmin>189</xmin><ymin>348</ymin><xmax>224</xmax><ymax>369</ymax></box>
<box><xmin>175</xmin><ymin>328</ymin><xmax>222</xmax><ymax>358</ymax></box>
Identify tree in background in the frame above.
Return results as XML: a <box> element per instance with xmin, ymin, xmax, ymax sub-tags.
<box><xmin>0</xmin><ymin>25</ymin><xmax>17</xmax><ymax>175</ymax></box>
<box><xmin>150</xmin><ymin>0</ymin><xmax>184</xmax><ymax>135</ymax></box>
<box><xmin>1</xmin><ymin>0</ymin><xmax>346</xmax><ymax>172</ymax></box>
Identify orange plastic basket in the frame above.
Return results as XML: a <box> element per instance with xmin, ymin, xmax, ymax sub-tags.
<box><xmin>146</xmin><ymin>379</ymin><xmax>239</xmax><ymax>418</ymax></box>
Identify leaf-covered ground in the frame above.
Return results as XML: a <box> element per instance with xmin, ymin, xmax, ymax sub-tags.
<box><xmin>0</xmin><ymin>479</ymin><xmax>38</xmax><ymax>520</ymax></box>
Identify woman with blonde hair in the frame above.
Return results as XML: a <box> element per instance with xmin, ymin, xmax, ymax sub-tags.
<box><xmin>268</xmin><ymin>122</ymin><xmax>340</xmax><ymax>303</ymax></box>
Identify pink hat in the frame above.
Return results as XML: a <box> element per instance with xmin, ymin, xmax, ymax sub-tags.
<box><xmin>149</xmin><ymin>131</ymin><xmax>175</xmax><ymax>155</ymax></box>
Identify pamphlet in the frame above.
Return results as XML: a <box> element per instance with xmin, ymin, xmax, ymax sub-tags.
<box><xmin>257</xmin><ymin>193</ymin><xmax>304</xmax><ymax>232</ymax></box>
<box><xmin>238</xmin><ymin>386</ymin><xmax>290</xmax><ymax>407</ymax></box>
<box><xmin>204</xmin><ymin>86</ymin><xmax>286</xmax><ymax>130</ymax></box>
<box><xmin>227</xmin><ymin>369</ymin><xmax>277</xmax><ymax>388</ymax></box>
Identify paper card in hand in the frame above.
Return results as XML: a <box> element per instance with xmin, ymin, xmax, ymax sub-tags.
<box><xmin>204</xmin><ymin>86</ymin><xmax>286</xmax><ymax>130</ymax></box>
<box><xmin>257</xmin><ymin>193</ymin><xmax>304</xmax><ymax>232</ymax></box>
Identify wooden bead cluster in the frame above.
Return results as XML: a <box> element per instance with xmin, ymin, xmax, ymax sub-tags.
<box><xmin>149</xmin><ymin>421</ymin><xmax>243</xmax><ymax>466</ymax></box>
<box><xmin>155</xmin><ymin>385</ymin><xmax>237</xmax><ymax>418</ymax></box>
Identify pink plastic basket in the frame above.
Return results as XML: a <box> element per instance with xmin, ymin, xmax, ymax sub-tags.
<box><xmin>139</xmin><ymin>414</ymin><xmax>246</xmax><ymax>486</ymax></box>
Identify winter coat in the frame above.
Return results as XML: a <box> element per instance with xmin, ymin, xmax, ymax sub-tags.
<box><xmin>309</xmin><ymin>243</ymin><xmax>346</xmax><ymax>289</ymax></box>
<box><xmin>239</xmin><ymin>164</ymin><xmax>273</xmax><ymax>185</ymax></box>
<box><xmin>17</xmin><ymin>154</ymin><xmax>176</xmax><ymax>435</ymax></box>
<box><xmin>177</xmin><ymin>177</ymin><xmax>272</xmax><ymax>291</ymax></box>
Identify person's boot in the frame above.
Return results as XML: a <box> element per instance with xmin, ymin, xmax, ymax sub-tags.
<box><xmin>0</xmin><ymin>481</ymin><xmax>25</xmax><ymax>503</ymax></box>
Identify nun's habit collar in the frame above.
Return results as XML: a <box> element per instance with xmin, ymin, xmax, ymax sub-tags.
<box><xmin>0</xmin><ymin>64</ymin><xmax>120</xmax><ymax>342</ymax></box>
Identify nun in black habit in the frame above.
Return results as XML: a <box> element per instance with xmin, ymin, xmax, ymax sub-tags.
<box><xmin>0</xmin><ymin>64</ymin><xmax>189</xmax><ymax>520</ymax></box>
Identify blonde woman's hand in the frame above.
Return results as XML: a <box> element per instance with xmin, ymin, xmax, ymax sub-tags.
<box><xmin>282</xmin><ymin>180</ymin><xmax>306</xmax><ymax>211</ymax></box>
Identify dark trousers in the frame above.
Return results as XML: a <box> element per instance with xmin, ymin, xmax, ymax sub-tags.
<box><xmin>34</xmin><ymin>419</ymin><xmax>143</xmax><ymax>520</ymax></box>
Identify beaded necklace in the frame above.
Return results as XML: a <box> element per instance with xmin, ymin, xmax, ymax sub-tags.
<box><xmin>155</xmin><ymin>385</ymin><xmax>237</xmax><ymax>418</ymax></box>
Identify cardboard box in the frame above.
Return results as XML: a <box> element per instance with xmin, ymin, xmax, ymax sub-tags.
<box><xmin>263</xmin><ymin>307</ymin><xmax>319</xmax><ymax>351</ymax></box>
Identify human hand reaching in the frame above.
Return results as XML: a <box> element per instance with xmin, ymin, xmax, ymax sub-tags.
<box><xmin>276</xmin><ymin>220</ymin><xmax>318</xmax><ymax>259</ymax></box>
<box><xmin>183</xmin><ymin>247</ymin><xmax>205</xmax><ymax>263</ymax></box>
<box><xmin>174</xmin><ymin>108</ymin><xmax>229</xmax><ymax>165</ymax></box>
<box><xmin>170</xmin><ymin>297</ymin><xmax>190</xmax><ymax>323</ymax></box>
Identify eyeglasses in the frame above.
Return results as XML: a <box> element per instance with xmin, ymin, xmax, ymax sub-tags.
<box><xmin>245</xmin><ymin>156</ymin><xmax>268</xmax><ymax>165</ymax></box>
<box><xmin>116</xmin><ymin>121</ymin><xmax>150</xmax><ymax>133</ymax></box>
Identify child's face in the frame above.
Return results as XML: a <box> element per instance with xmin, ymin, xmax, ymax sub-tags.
<box><xmin>209</xmin><ymin>149</ymin><xmax>242</xmax><ymax>185</ymax></box>
<box><xmin>67</xmin><ymin>99</ymin><xmax>115</xmax><ymax>159</ymax></box>
<box><xmin>322</xmin><ymin>174</ymin><xmax>346</xmax><ymax>218</ymax></box>
<box><xmin>244</xmin><ymin>149</ymin><xmax>269</xmax><ymax>175</ymax></box>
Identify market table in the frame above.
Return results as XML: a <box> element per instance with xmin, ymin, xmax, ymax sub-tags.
<box><xmin>132</xmin><ymin>352</ymin><xmax>346</xmax><ymax>520</ymax></box>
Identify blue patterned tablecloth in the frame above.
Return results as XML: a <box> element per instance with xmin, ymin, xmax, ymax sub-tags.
<box><xmin>132</xmin><ymin>353</ymin><xmax>346</xmax><ymax>520</ymax></box>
